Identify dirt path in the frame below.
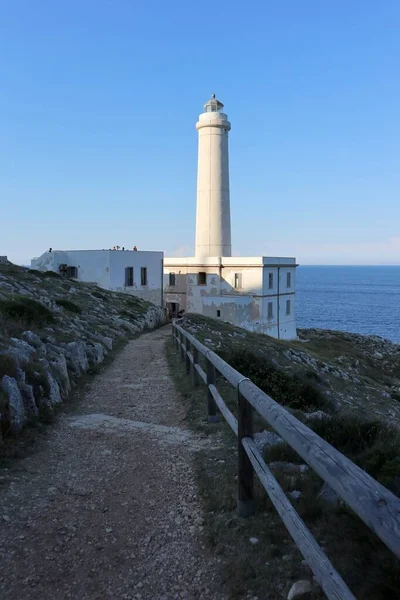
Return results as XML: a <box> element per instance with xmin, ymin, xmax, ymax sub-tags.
<box><xmin>0</xmin><ymin>327</ymin><xmax>227</xmax><ymax>600</ymax></box>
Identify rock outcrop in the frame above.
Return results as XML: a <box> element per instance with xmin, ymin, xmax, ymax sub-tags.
<box><xmin>0</xmin><ymin>262</ymin><xmax>165</xmax><ymax>436</ymax></box>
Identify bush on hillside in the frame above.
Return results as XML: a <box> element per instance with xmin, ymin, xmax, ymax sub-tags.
<box><xmin>29</xmin><ymin>269</ymin><xmax>45</xmax><ymax>277</ymax></box>
<box><xmin>44</xmin><ymin>270</ymin><xmax>61</xmax><ymax>278</ymax></box>
<box><xmin>308</xmin><ymin>414</ymin><xmax>400</xmax><ymax>494</ymax></box>
<box><xmin>220</xmin><ymin>349</ymin><xmax>329</xmax><ymax>411</ymax></box>
<box><xmin>55</xmin><ymin>299</ymin><xmax>82</xmax><ymax>314</ymax></box>
<box><xmin>0</xmin><ymin>297</ymin><xmax>55</xmax><ymax>327</ymax></box>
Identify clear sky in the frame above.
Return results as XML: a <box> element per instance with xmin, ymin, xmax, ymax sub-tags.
<box><xmin>1</xmin><ymin>0</ymin><xmax>399</xmax><ymax>265</ymax></box>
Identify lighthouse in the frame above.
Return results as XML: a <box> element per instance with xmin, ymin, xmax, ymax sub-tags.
<box><xmin>194</xmin><ymin>95</ymin><xmax>232</xmax><ymax>258</ymax></box>
<box><xmin>163</xmin><ymin>94</ymin><xmax>298</xmax><ymax>340</ymax></box>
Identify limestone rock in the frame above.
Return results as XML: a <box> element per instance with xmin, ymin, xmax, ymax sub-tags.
<box><xmin>50</xmin><ymin>354</ymin><xmax>71</xmax><ymax>396</ymax></box>
<box><xmin>318</xmin><ymin>481</ymin><xmax>340</xmax><ymax>506</ymax></box>
<box><xmin>269</xmin><ymin>462</ymin><xmax>309</xmax><ymax>475</ymax></box>
<box><xmin>253</xmin><ymin>430</ymin><xmax>283</xmax><ymax>452</ymax></box>
<box><xmin>288</xmin><ymin>490</ymin><xmax>302</xmax><ymax>501</ymax></box>
<box><xmin>1</xmin><ymin>375</ymin><xmax>26</xmax><ymax>432</ymax></box>
<box><xmin>86</xmin><ymin>342</ymin><xmax>105</xmax><ymax>365</ymax></box>
<box><xmin>304</xmin><ymin>410</ymin><xmax>331</xmax><ymax>422</ymax></box>
<box><xmin>22</xmin><ymin>331</ymin><xmax>44</xmax><ymax>351</ymax></box>
<box><xmin>11</xmin><ymin>337</ymin><xmax>36</xmax><ymax>359</ymax></box>
<box><xmin>20</xmin><ymin>383</ymin><xmax>39</xmax><ymax>418</ymax></box>
<box><xmin>287</xmin><ymin>580</ymin><xmax>314</xmax><ymax>600</ymax></box>
<box><xmin>94</xmin><ymin>335</ymin><xmax>113</xmax><ymax>351</ymax></box>
<box><xmin>63</xmin><ymin>341</ymin><xmax>89</xmax><ymax>375</ymax></box>
<box><xmin>48</xmin><ymin>374</ymin><xmax>62</xmax><ymax>405</ymax></box>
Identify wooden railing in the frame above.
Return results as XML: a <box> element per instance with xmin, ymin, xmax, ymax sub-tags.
<box><xmin>171</xmin><ymin>321</ymin><xmax>400</xmax><ymax>600</ymax></box>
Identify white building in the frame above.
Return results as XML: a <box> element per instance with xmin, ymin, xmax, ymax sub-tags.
<box><xmin>31</xmin><ymin>249</ymin><xmax>164</xmax><ymax>306</ymax></box>
<box><xmin>164</xmin><ymin>95</ymin><xmax>297</xmax><ymax>340</ymax></box>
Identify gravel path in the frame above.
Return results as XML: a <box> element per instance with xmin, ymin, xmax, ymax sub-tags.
<box><xmin>0</xmin><ymin>327</ymin><xmax>228</xmax><ymax>600</ymax></box>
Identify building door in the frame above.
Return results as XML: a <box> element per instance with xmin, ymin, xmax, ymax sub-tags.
<box><xmin>166</xmin><ymin>302</ymin><xmax>179</xmax><ymax>318</ymax></box>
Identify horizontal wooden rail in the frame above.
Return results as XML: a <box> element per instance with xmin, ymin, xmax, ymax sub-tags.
<box><xmin>243</xmin><ymin>437</ymin><xmax>356</xmax><ymax>600</ymax></box>
<box><xmin>209</xmin><ymin>383</ymin><xmax>238</xmax><ymax>436</ymax></box>
<box><xmin>171</xmin><ymin>322</ymin><xmax>400</xmax><ymax>600</ymax></box>
<box><xmin>194</xmin><ymin>363</ymin><xmax>207</xmax><ymax>384</ymax></box>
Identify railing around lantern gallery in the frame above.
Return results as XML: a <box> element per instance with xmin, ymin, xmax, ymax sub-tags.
<box><xmin>171</xmin><ymin>320</ymin><xmax>400</xmax><ymax>600</ymax></box>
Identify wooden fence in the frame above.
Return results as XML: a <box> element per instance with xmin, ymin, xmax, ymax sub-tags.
<box><xmin>171</xmin><ymin>321</ymin><xmax>400</xmax><ymax>600</ymax></box>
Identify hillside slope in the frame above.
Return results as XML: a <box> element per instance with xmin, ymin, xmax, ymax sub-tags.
<box><xmin>183</xmin><ymin>314</ymin><xmax>400</xmax><ymax>424</ymax></box>
<box><xmin>0</xmin><ymin>261</ymin><xmax>164</xmax><ymax>438</ymax></box>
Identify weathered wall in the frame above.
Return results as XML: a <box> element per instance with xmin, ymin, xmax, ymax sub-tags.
<box><xmin>109</xmin><ymin>251</ymin><xmax>163</xmax><ymax>306</ymax></box>
<box><xmin>32</xmin><ymin>250</ymin><xmax>111</xmax><ymax>288</ymax></box>
<box><xmin>164</xmin><ymin>256</ymin><xmax>298</xmax><ymax>339</ymax></box>
<box><xmin>31</xmin><ymin>250</ymin><xmax>164</xmax><ymax>306</ymax></box>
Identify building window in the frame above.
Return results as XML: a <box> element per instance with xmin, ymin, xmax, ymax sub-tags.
<box><xmin>125</xmin><ymin>267</ymin><xmax>134</xmax><ymax>287</ymax></box>
<box><xmin>234</xmin><ymin>273</ymin><xmax>242</xmax><ymax>289</ymax></box>
<box><xmin>268</xmin><ymin>273</ymin><xmax>273</xmax><ymax>289</ymax></box>
<box><xmin>66</xmin><ymin>266</ymin><xmax>78</xmax><ymax>279</ymax></box>
<box><xmin>198</xmin><ymin>272</ymin><xmax>206</xmax><ymax>285</ymax></box>
<box><xmin>169</xmin><ymin>272</ymin><xmax>176</xmax><ymax>286</ymax></box>
<box><xmin>287</xmin><ymin>272</ymin><xmax>291</xmax><ymax>288</ymax></box>
<box><xmin>268</xmin><ymin>302</ymin><xmax>273</xmax><ymax>319</ymax></box>
<box><xmin>141</xmin><ymin>267</ymin><xmax>148</xmax><ymax>286</ymax></box>
<box><xmin>286</xmin><ymin>299</ymin><xmax>291</xmax><ymax>315</ymax></box>
<box><xmin>217</xmin><ymin>310</ymin><xmax>221</xmax><ymax>317</ymax></box>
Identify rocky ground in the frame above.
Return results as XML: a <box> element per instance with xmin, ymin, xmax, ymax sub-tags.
<box><xmin>0</xmin><ymin>327</ymin><xmax>229</xmax><ymax>600</ymax></box>
<box><xmin>0</xmin><ymin>260</ymin><xmax>164</xmax><ymax>438</ymax></box>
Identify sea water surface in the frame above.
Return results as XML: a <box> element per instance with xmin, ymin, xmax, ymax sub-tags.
<box><xmin>296</xmin><ymin>266</ymin><xmax>400</xmax><ymax>343</ymax></box>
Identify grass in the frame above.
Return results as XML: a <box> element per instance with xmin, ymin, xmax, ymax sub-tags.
<box><xmin>166</xmin><ymin>329</ymin><xmax>400</xmax><ymax>600</ymax></box>
<box><xmin>55</xmin><ymin>298</ymin><xmax>82</xmax><ymax>314</ymax></box>
<box><xmin>0</xmin><ymin>296</ymin><xmax>55</xmax><ymax>327</ymax></box>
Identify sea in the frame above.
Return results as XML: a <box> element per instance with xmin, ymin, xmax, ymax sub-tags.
<box><xmin>296</xmin><ymin>266</ymin><xmax>400</xmax><ymax>344</ymax></box>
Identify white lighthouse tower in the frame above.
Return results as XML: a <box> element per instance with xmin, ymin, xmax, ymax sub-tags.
<box><xmin>164</xmin><ymin>94</ymin><xmax>298</xmax><ymax>340</ymax></box>
<box><xmin>195</xmin><ymin>95</ymin><xmax>232</xmax><ymax>258</ymax></box>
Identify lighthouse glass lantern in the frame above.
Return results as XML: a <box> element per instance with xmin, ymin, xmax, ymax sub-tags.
<box><xmin>204</xmin><ymin>94</ymin><xmax>224</xmax><ymax>113</ymax></box>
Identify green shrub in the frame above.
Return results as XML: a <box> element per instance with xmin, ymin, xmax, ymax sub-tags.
<box><xmin>306</xmin><ymin>414</ymin><xmax>400</xmax><ymax>495</ymax></box>
<box><xmin>91</xmin><ymin>290</ymin><xmax>106</xmax><ymax>300</ymax></box>
<box><xmin>0</xmin><ymin>297</ymin><xmax>55</xmax><ymax>327</ymax></box>
<box><xmin>55</xmin><ymin>299</ymin><xmax>82</xmax><ymax>314</ymax></box>
<box><xmin>29</xmin><ymin>269</ymin><xmax>45</xmax><ymax>277</ymax></box>
<box><xmin>220</xmin><ymin>349</ymin><xmax>329</xmax><ymax>411</ymax></box>
<box><xmin>44</xmin><ymin>270</ymin><xmax>61</xmax><ymax>278</ymax></box>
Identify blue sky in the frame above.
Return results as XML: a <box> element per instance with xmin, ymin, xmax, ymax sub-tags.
<box><xmin>1</xmin><ymin>0</ymin><xmax>399</xmax><ymax>265</ymax></box>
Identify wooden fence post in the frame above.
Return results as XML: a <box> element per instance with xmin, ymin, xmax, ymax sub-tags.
<box><xmin>192</xmin><ymin>346</ymin><xmax>199</xmax><ymax>387</ymax></box>
<box><xmin>179</xmin><ymin>331</ymin><xmax>184</xmax><ymax>361</ymax></box>
<box><xmin>237</xmin><ymin>382</ymin><xmax>254</xmax><ymax>517</ymax></box>
<box><xmin>185</xmin><ymin>337</ymin><xmax>191</xmax><ymax>375</ymax></box>
<box><xmin>206</xmin><ymin>357</ymin><xmax>218</xmax><ymax>423</ymax></box>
